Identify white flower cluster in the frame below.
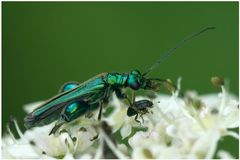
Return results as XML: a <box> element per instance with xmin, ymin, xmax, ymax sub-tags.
<box><xmin>2</xmin><ymin>78</ymin><xmax>239</xmax><ymax>159</ymax></box>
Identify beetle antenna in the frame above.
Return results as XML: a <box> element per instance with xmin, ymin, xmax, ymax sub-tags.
<box><xmin>143</xmin><ymin>26</ymin><xmax>216</xmax><ymax>76</ymax></box>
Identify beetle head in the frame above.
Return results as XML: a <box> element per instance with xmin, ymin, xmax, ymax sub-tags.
<box><xmin>127</xmin><ymin>70</ymin><xmax>144</xmax><ymax>90</ymax></box>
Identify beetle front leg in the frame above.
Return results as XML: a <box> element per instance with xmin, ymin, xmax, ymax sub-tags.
<box><xmin>97</xmin><ymin>102</ymin><xmax>103</xmax><ymax>120</ymax></box>
<box><xmin>131</xmin><ymin>91</ymin><xmax>136</xmax><ymax>104</ymax></box>
<box><xmin>115</xmin><ymin>88</ymin><xmax>127</xmax><ymax>99</ymax></box>
<box><xmin>115</xmin><ymin>89</ymin><xmax>132</xmax><ymax>106</ymax></box>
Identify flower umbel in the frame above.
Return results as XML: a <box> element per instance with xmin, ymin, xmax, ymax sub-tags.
<box><xmin>2</xmin><ymin>78</ymin><xmax>239</xmax><ymax>159</ymax></box>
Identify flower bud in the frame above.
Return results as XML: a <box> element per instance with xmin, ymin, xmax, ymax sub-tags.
<box><xmin>163</xmin><ymin>79</ymin><xmax>176</xmax><ymax>93</ymax></box>
<box><xmin>143</xmin><ymin>148</ymin><xmax>153</xmax><ymax>158</ymax></box>
<box><xmin>211</xmin><ymin>76</ymin><xmax>224</xmax><ymax>87</ymax></box>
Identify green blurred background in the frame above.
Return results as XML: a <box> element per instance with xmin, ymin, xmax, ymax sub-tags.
<box><xmin>2</xmin><ymin>2</ymin><xmax>238</xmax><ymax>157</ymax></box>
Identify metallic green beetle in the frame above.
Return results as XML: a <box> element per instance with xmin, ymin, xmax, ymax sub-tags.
<box><xmin>24</xmin><ymin>27</ymin><xmax>215</xmax><ymax>135</ymax></box>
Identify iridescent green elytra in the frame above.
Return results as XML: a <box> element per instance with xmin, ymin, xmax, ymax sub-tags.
<box><xmin>24</xmin><ymin>27</ymin><xmax>215</xmax><ymax>135</ymax></box>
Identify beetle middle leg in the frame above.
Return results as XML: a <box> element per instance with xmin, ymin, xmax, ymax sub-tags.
<box><xmin>49</xmin><ymin>118</ymin><xmax>65</xmax><ymax>135</ymax></box>
<box><xmin>134</xmin><ymin>112</ymin><xmax>145</xmax><ymax>124</ymax></box>
<box><xmin>139</xmin><ymin>114</ymin><xmax>144</xmax><ymax>123</ymax></box>
<box><xmin>97</xmin><ymin>88</ymin><xmax>112</xmax><ymax>121</ymax></box>
<box><xmin>134</xmin><ymin>113</ymin><xmax>141</xmax><ymax>123</ymax></box>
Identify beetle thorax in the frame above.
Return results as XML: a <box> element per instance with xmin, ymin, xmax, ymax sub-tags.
<box><xmin>105</xmin><ymin>73</ymin><xmax>128</xmax><ymax>87</ymax></box>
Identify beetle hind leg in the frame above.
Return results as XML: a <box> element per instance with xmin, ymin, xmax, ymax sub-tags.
<box><xmin>85</xmin><ymin>111</ymin><xmax>94</xmax><ymax>119</ymax></box>
<box><xmin>49</xmin><ymin>118</ymin><xmax>65</xmax><ymax>135</ymax></box>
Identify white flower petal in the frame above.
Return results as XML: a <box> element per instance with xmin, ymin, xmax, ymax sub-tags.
<box><xmin>77</xmin><ymin>153</ymin><xmax>93</xmax><ymax>159</ymax></box>
<box><xmin>166</xmin><ymin>124</ymin><xmax>178</xmax><ymax>137</ymax></box>
<box><xmin>117</xmin><ymin>143</ymin><xmax>128</xmax><ymax>154</ymax></box>
<box><xmin>24</xmin><ymin>124</ymin><xmax>66</xmax><ymax>157</ymax></box>
<box><xmin>190</xmin><ymin>130</ymin><xmax>220</xmax><ymax>159</ymax></box>
<box><xmin>132</xmin><ymin>147</ymin><xmax>153</xmax><ymax>159</ymax></box>
<box><xmin>63</xmin><ymin>152</ymin><xmax>75</xmax><ymax>159</ymax></box>
<box><xmin>128</xmin><ymin>131</ymin><xmax>149</xmax><ymax>148</ymax></box>
<box><xmin>217</xmin><ymin>150</ymin><xmax>234</xmax><ymax>159</ymax></box>
<box><xmin>120</xmin><ymin>123</ymin><xmax>132</xmax><ymax>139</ymax></box>
<box><xmin>104</xmin><ymin>95</ymin><xmax>127</xmax><ymax>132</ymax></box>
<box><xmin>74</xmin><ymin>128</ymin><xmax>96</xmax><ymax>153</ymax></box>
<box><xmin>201</xmin><ymin>94</ymin><xmax>221</xmax><ymax>109</ymax></box>
<box><xmin>221</xmin><ymin>103</ymin><xmax>239</xmax><ymax>128</ymax></box>
<box><xmin>3</xmin><ymin>143</ymin><xmax>40</xmax><ymax>159</ymax></box>
<box><xmin>2</xmin><ymin>135</ymin><xmax>15</xmax><ymax>146</ymax></box>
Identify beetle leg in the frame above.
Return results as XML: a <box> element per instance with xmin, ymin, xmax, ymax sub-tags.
<box><xmin>134</xmin><ymin>113</ymin><xmax>141</xmax><ymax>123</ymax></box>
<box><xmin>115</xmin><ymin>88</ymin><xmax>126</xmax><ymax>99</ymax></box>
<box><xmin>140</xmin><ymin>114</ymin><xmax>144</xmax><ymax>123</ymax></box>
<box><xmin>115</xmin><ymin>89</ymin><xmax>132</xmax><ymax>106</ymax></box>
<box><xmin>97</xmin><ymin>102</ymin><xmax>103</xmax><ymax>120</ymax></box>
<box><xmin>131</xmin><ymin>91</ymin><xmax>136</xmax><ymax>104</ymax></box>
<box><xmin>90</xmin><ymin>133</ymin><xmax>99</xmax><ymax>141</ymax></box>
<box><xmin>85</xmin><ymin>111</ymin><xmax>94</xmax><ymax>119</ymax></box>
<box><xmin>84</xmin><ymin>105</ymin><xmax>95</xmax><ymax>119</ymax></box>
<box><xmin>49</xmin><ymin>118</ymin><xmax>65</xmax><ymax>135</ymax></box>
<box><xmin>97</xmin><ymin>88</ymin><xmax>112</xmax><ymax>121</ymax></box>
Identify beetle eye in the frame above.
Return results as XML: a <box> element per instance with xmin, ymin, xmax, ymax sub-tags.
<box><xmin>130</xmin><ymin>82</ymin><xmax>140</xmax><ymax>90</ymax></box>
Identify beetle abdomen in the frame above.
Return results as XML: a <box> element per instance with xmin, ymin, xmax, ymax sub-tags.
<box><xmin>133</xmin><ymin>100</ymin><xmax>153</xmax><ymax>110</ymax></box>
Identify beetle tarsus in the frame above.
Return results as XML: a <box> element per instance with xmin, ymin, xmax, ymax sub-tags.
<box><xmin>85</xmin><ymin>111</ymin><xmax>94</xmax><ymax>119</ymax></box>
<box><xmin>90</xmin><ymin>133</ymin><xmax>99</xmax><ymax>141</ymax></box>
